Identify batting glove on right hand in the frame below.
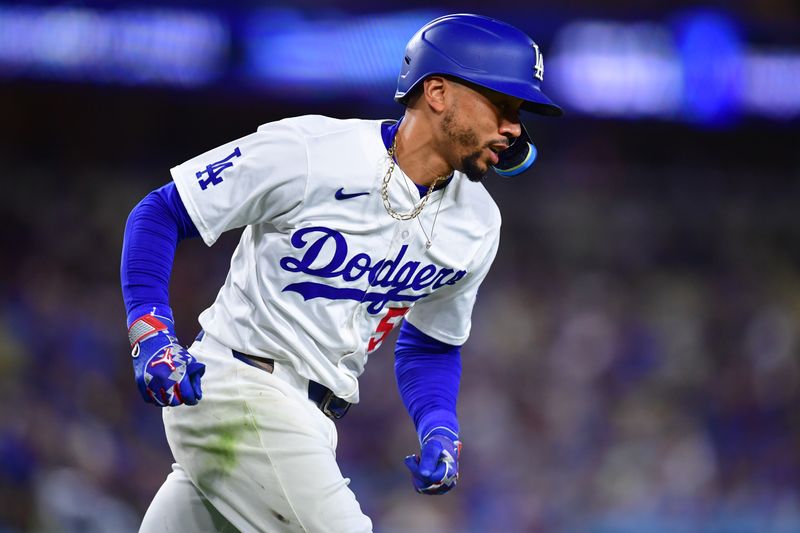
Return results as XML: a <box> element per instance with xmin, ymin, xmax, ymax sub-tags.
<box><xmin>128</xmin><ymin>312</ymin><xmax>205</xmax><ymax>407</ymax></box>
<box><xmin>404</xmin><ymin>428</ymin><xmax>462</xmax><ymax>495</ymax></box>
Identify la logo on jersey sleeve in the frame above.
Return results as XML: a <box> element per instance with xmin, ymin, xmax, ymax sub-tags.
<box><xmin>195</xmin><ymin>147</ymin><xmax>242</xmax><ymax>190</ymax></box>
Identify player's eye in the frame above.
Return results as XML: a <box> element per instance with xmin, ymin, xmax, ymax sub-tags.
<box><xmin>495</xmin><ymin>99</ymin><xmax>518</xmax><ymax>119</ymax></box>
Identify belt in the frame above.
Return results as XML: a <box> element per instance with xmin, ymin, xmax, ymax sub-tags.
<box><xmin>231</xmin><ymin>348</ymin><xmax>351</xmax><ymax>421</ymax></box>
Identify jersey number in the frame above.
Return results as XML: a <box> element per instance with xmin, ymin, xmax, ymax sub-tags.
<box><xmin>368</xmin><ymin>307</ymin><xmax>409</xmax><ymax>352</ymax></box>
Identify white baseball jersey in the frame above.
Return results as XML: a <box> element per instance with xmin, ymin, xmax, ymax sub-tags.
<box><xmin>171</xmin><ymin>115</ymin><xmax>500</xmax><ymax>403</ymax></box>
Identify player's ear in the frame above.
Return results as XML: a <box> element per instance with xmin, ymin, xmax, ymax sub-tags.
<box><xmin>421</xmin><ymin>76</ymin><xmax>447</xmax><ymax>113</ymax></box>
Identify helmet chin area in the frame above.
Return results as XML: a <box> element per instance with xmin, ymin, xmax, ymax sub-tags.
<box><xmin>493</xmin><ymin>141</ymin><xmax>537</xmax><ymax>177</ymax></box>
<box><xmin>492</xmin><ymin>123</ymin><xmax>538</xmax><ymax>177</ymax></box>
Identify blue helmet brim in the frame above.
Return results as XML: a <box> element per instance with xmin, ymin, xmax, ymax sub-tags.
<box><xmin>396</xmin><ymin>72</ymin><xmax>563</xmax><ymax>117</ymax></box>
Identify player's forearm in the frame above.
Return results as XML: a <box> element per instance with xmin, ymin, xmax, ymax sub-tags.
<box><xmin>120</xmin><ymin>182</ymin><xmax>199</xmax><ymax>325</ymax></box>
<box><xmin>394</xmin><ymin>321</ymin><xmax>462</xmax><ymax>442</ymax></box>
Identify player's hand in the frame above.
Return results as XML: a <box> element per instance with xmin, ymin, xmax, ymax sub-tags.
<box><xmin>404</xmin><ymin>428</ymin><xmax>462</xmax><ymax>495</ymax></box>
<box><xmin>127</xmin><ymin>313</ymin><xmax>205</xmax><ymax>407</ymax></box>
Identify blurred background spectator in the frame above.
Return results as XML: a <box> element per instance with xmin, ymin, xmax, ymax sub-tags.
<box><xmin>0</xmin><ymin>1</ymin><xmax>798</xmax><ymax>531</ymax></box>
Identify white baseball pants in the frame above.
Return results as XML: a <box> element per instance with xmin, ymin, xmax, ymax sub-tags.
<box><xmin>139</xmin><ymin>333</ymin><xmax>373</xmax><ymax>533</ymax></box>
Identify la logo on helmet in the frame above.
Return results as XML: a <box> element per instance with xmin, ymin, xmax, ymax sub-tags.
<box><xmin>532</xmin><ymin>43</ymin><xmax>545</xmax><ymax>81</ymax></box>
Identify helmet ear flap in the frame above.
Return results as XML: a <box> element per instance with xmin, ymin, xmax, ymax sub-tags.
<box><xmin>493</xmin><ymin>123</ymin><xmax>537</xmax><ymax>177</ymax></box>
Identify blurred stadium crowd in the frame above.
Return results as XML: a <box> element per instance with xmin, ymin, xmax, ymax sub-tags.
<box><xmin>1</xmin><ymin>2</ymin><xmax>800</xmax><ymax>532</ymax></box>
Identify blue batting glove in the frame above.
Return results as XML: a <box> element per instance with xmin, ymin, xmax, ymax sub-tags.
<box><xmin>404</xmin><ymin>428</ymin><xmax>462</xmax><ymax>495</ymax></box>
<box><xmin>127</xmin><ymin>312</ymin><xmax>205</xmax><ymax>407</ymax></box>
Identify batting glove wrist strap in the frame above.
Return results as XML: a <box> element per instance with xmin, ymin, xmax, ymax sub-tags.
<box><xmin>128</xmin><ymin>314</ymin><xmax>169</xmax><ymax>346</ymax></box>
<box><xmin>128</xmin><ymin>312</ymin><xmax>205</xmax><ymax>408</ymax></box>
<box><xmin>404</xmin><ymin>427</ymin><xmax>462</xmax><ymax>495</ymax></box>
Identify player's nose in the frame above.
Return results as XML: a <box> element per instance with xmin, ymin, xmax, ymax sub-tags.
<box><xmin>498</xmin><ymin>116</ymin><xmax>522</xmax><ymax>139</ymax></box>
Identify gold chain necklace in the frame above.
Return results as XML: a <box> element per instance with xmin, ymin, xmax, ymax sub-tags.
<box><xmin>379</xmin><ymin>136</ymin><xmax>449</xmax><ymax>249</ymax></box>
<box><xmin>380</xmin><ymin>136</ymin><xmax>446</xmax><ymax>221</ymax></box>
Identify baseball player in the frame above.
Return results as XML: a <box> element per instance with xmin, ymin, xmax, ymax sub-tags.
<box><xmin>121</xmin><ymin>13</ymin><xmax>561</xmax><ymax>532</ymax></box>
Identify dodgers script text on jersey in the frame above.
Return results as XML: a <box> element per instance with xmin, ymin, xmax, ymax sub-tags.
<box><xmin>280</xmin><ymin>226</ymin><xmax>468</xmax><ymax>314</ymax></box>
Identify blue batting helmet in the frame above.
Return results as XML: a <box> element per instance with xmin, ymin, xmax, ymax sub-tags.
<box><xmin>395</xmin><ymin>13</ymin><xmax>563</xmax><ymax>117</ymax></box>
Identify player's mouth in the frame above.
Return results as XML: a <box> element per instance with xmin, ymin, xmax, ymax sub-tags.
<box><xmin>487</xmin><ymin>143</ymin><xmax>507</xmax><ymax>165</ymax></box>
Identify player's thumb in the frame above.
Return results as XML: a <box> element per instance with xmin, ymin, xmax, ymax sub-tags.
<box><xmin>418</xmin><ymin>439</ymin><xmax>444</xmax><ymax>477</ymax></box>
<box><xmin>404</xmin><ymin>454</ymin><xmax>420</xmax><ymax>476</ymax></box>
<box><xmin>190</xmin><ymin>361</ymin><xmax>205</xmax><ymax>400</ymax></box>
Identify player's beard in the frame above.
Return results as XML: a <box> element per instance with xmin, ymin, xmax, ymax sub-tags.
<box><xmin>442</xmin><ymin>108</ymin><xmax>490</xmax><ymax>183</ymax></box>
<box><xmin>460</xmin><ymin>151</ymin><xmax>487</xmax><ymax>183</ymax></box>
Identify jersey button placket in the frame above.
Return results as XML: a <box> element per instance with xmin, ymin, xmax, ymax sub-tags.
<box><xmin>393</xmin><ymin>219</ymin><xmax>414</xmax><ymax>244</ymax></box>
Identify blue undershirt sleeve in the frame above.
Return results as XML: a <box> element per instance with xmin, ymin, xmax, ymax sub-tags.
<box><xmin>120</xmin><ymin>182</ymin><xmax>200</xmax><ymax>327</ymax></box>
<box><xmin>394</xmin><ymin>320</ymin><xmax>462</xmax><ymax>443</ymax></box>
